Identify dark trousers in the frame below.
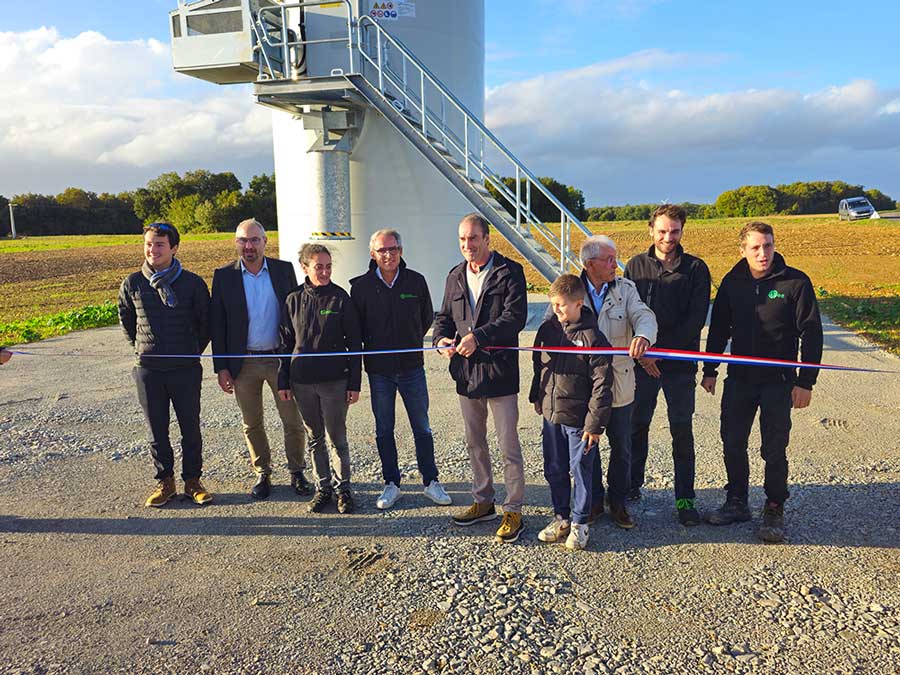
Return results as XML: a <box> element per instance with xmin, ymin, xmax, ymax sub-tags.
<box><xmin>368</xmin><ymin>367</ymin><xmax>438</xmax><ymax>486</ymax></box>
<box><xmin>591</xmin><ymin>402</ymin><xmax>633</xmax><ymax>509</ymax></box>
<box><xmin>133</xmin><ymin>364</ymin><xmax>203</xmax><ymax>481</ymax></box>
<box><xmin>631</xmin><ymin>367</ymin><xmax>697</xmax><ymax>501</ymax></box>
<box><xmin>542</xmin><ymin>419</ymin><xmax>595</xmax><ymax>525</ymax></box>
<box><xmin>721</xmin><ymin>377</ymin><xmax>792</xmax><ymax>505</ymax></box>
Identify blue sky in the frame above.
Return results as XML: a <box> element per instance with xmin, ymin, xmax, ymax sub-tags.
<box><xmin>2</xmin><ymin>0</ymin><xmax>899</xmax><ymax>206</ymax></box>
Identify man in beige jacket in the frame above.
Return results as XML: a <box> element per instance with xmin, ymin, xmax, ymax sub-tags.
<box><xmin>578</xmin><ymin>235</ymin><xmax>657</xmax><ymax>528</ymax></box>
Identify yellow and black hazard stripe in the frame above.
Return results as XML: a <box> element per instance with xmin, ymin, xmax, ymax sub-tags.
<box><xmin>307</xmin><ymin>231</ymin><xmax>354</xmax><ymax>240</ymax></box>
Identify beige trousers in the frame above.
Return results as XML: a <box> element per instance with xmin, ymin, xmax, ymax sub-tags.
<box><xmin>458</xmin><ymin>394</ymin><xmax>525</xmax><ymax>512</ymax></box>
<box><xmin>232</xmin><ymin>357</ymin><xmax>306</xmax><ymax>475</ymax></box>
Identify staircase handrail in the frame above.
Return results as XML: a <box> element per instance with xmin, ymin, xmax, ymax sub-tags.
<box><xmin>355</xmin><ymin>15</ymin><xmax>592</xmax><ymax>243</ymax></box>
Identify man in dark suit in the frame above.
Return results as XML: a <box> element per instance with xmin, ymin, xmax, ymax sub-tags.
<box><xmin>210</xmin><ymin>218</ymin><xmax>310</xmax><ymax>500</ymax></box>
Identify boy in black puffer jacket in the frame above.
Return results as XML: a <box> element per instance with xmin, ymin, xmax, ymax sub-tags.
<box><xmin>530</xmin><ymin>274</ymin><xmax>614</xmax><ymax>550</ymax></box>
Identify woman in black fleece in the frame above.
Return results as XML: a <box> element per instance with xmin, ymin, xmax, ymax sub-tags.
<box><xmin>278</xmin><ymin>243</ymin><xmax>362</xmax><ymax>514</ymax></box>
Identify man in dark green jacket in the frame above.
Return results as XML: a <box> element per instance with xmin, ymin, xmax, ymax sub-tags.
<box><xmin>701</xmin><ymin>221</ymin><xmax>823</xmax><ymax>543</ymax></box>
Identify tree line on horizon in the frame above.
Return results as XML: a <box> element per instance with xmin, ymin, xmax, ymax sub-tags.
<box><xmin>0</xmin><ymin>173</ymin><xmax>896</xmax><ymax>237</ymax></box>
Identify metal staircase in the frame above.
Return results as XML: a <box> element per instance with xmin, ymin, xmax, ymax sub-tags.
<box><xmin>252</xmin><ymin>3</ymin><xmax>594</xmax><ymax>281</ymax></box>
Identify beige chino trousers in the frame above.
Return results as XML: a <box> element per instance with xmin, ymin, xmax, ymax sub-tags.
<box><xmin>458</xmin><ymin>393</ymin><xmax>525</xmax><ymax>513</ymax></box>
<box><xmin>232</xmin><ymin>357</ymin><xmax>306</xmax><ymax>476</ymax></box>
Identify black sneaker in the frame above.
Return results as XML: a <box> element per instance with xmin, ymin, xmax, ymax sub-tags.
<box><xmin>251</xmin><ymin>474</ymin><xmax>271</xmax><ymax>501</ymax></box>
<box><xmin>706</xmin><ymin>498</ymin><xmax>752</xmax><ymax>525</ymax></box>
<box><xmin>291</xmin><ymin>471</ymin><xmax>312</xmax><ymax>496</ymax></box>
<box><xmin>308</xmin><ymin>489</ymin><xmax>332</xmax><ymax>513</ymax></box>
<box><xmin>757</xmin><ymin>501</ymin><xmax>785</xmax><ymax>543</ymax></box>
<box><xmin>677</xmin><ymin>507</ymin><xmax>702</xmax><ymax>526</ymax></box>
<box><xmin>336</xmin><ymin>490</ymin><xmax>355</xmax><ymax>514</ymax></box>
<box><xmin>626</xmin><ymin>487</ymin><xmax>642</xmax><ymax>502</ymax></box>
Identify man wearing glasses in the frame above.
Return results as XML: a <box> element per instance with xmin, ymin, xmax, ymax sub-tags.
<box><xmin>118</xmin><ymin>222</ymin><xmax>213</xmax><ymax>507</ymax></box>
<box><xmin>210</xmin><ymin>218</ymin><xmax>311</xmax><ymax>500</ymax></box>
<box><xmin>350</xmin><ymin>228</ymin><xmax>452</xmax><ymax>509</ymax></box>
<box><xmin>578</xmin><ymin>235</ymin><xmax>657</xmax><ymax>530</ymax></box>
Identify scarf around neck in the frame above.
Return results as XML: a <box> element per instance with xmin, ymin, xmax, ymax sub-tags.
<box><xmin>142</xmin><ymin>257</ymin><xmax>183</xmax><ymax>308</ymax></box>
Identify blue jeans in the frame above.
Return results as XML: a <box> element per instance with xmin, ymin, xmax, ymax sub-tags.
<box><xmin>591</xmin><ymin>403</ymin><xmax>633</xmax><ymax>508</ymax></box>
<box><xmin>542</xmin><ymin>419</ymin><xmax>595</xmax><ymax>525</ymax></box>
<box><xmin>631</xmin><ymin>367</ymin><xmax>697</xmax><ymax>501</ymax></box>
<box><xmin>368</xmin><ymin>367</ymin><xmax>438</xmax><ymax>486</ymax></box>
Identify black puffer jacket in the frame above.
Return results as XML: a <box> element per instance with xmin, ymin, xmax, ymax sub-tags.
<box><xmin>432</xmin><ymin>252</ymin><xmax>527</xmax><ymax>399</ymax></box>
<box><xmin>278</xmin><ymin>280</ymin><xmax>362</xmax><ymax>391</ymax></box>
<box><xmin>703</xmin><ymin>253</ymin><xmax>823</xmax><ymax>389</ymax></box>
<box><xmin>118</xmin><ymin>268</ymin><xmax>210</xmax><ymax>370</ymax></box>
<box><xmin>624</xmin><ymin>245</ymin><xmax>711</xmax><ymax>374</ymax></box>
<box><xmin>529</xmin><ymin>306</ymin><xmax>613</xmax><ymax>434</ymax></box>
<box><xmin>349</xmin><ymin>259</ymin><xmax>434</xmax><ymax>376</ymax></box>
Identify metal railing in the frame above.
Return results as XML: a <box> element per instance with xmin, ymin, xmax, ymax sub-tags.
<box><xmin>248</xmin><ymin>3</ymin><xmax>591</xmax><ymax>274</ymax></box>
<box><xmin>353</xmin><ymin>15</ymin><xmax>591</xmax><ymax>274</ymax></box>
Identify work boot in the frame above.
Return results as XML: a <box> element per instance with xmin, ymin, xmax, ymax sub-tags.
<box><xmin>609</xmin><ymin>502</ymin><xmax>635</xmax><ymax>529</ymax></box>
<box><xmin>451</xmin><ymin>502</ymin><xmax>497</xmax><ymax>526</ymax></box>
<box><xmin>145</xmin><ymin>477</ymin><xmax>176</xmax><ymax>508</ymax></box>
<box><xmin>495</xmin><ymin>512</ymin><xmax>524</xmax><ymax>543</ymax></box>
<box><xmin>291</xmin><ymin>471</ymin><xmax>312</xmax><ymax>496</ymax></box>
<box><xmin>184</xmin><ymin>478</ymin><xmax>213</xmax><ymax>505</ymax></box>
<box><xmin>706</xmin><ymin>498</ymin><xmax>752</xmax><ymax>525</ymax></box>
<box><xmin>251</xmin><ymin>474</ymin><xmax>271</xmax><ymax>500</ymax></box>
<box><xmin>757</xmin><ymin>501</ymin><xmax>785</xmax><ymax>543</ymax></box>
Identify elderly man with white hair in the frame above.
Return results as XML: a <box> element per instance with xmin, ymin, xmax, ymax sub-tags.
<box><xmin>578</xmin><ymin>234</ymin><xmax>657</xmax><ymax>529</ymax></box>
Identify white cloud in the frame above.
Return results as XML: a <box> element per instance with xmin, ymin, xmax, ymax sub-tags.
<box><xmin>0</xmin><ymin>28</ymin><xmax>273</xmax><ymax>195</ymax></box>
<box><xmin>485</xmin><ymin>52</ymin><xmax>900</xmax><ymax>202</ymax></box>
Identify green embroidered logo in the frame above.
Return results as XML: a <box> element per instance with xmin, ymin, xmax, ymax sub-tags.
<box><xmin>767</xmin><ymin>290</ymin><xmax>785</xmax><ymax>300</ymax></box>
<box><xmin>399</xmin><ymin>293</ymin><xmax>418</xmax><ymax>300</ymax></box>
<box><xmin>320</xmin><ymin>309</ymin><xmax>339</xmax><ymax>315</ymax></box>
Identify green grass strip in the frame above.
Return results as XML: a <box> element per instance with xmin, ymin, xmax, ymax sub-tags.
<box><xmin>0</xmin><ymin>301</ymin><xmax>119</xmax><ymax>344</ymax></box>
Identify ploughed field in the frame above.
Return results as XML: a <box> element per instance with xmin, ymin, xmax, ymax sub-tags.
<box><xmin>2</xmin><ymin>215</ymin><xmax>899</xmax><ymax>351</ymax></box>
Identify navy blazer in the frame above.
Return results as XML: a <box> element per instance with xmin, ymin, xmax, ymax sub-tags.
<box><xmin>210</xmin><ymin>256</ymin><xmax>298</xmax><ymax>379</ymax></box>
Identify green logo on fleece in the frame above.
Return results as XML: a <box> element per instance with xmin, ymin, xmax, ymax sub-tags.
<box><xmin>320</xmin><ymin>309</ymin><xmax>339</xmax><ymax>315</ymax></box>
<box><xmin>767</xmin><ymin>290</ymin><xmax>785</xmax><ymax>300</ymax></box>
<box><xmin>399</xmin><ymin>293</ymin><xmax>418</xmax><ymax>300</ymax></box>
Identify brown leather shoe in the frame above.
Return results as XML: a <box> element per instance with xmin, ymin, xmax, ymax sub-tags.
<box><xmin>609</xmin><ymin>502</ymin><xmax>635</xmax><ymax>529</ymax></box>
<box><xmin>587</xmin><ymin>502</ymin><xmax>604</xmax><ymax>524</ymax></box>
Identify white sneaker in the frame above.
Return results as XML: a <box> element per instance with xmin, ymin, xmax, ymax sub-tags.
<box><xmin>376</xmin><ymin>482</ymin><xmax>401</xmax><ymax>510</ymax></box>
<box><xmin>565</xmin><ymin>523</ymin><xmax>589</xmax><ymax>550</ymax></box>
<box><xmin>423</xmin><ymin>480</ymin><xmax>452</xmax><ymax>506</ymax></box>
<box><xmin>538</xmin><ymin>516</ymin><xmax>571</xmax><ymax>543</ymax></box>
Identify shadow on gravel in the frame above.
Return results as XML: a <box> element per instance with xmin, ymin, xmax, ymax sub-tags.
<box><xmin>1</xmin><ymin>482</ymin><xmax>898</xmax><ymax>550</ymax></box>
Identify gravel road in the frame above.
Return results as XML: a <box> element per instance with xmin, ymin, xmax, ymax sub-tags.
<box><xmin>1</xmin><ymin>302</ymin><xmax>898</xmax><ymax>675</ymax></box>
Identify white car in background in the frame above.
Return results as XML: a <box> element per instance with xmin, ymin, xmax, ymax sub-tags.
<box><xmin>838</xmin><ymin>197</ymin><xmax>875</xmax><ymax>220</ymax></box>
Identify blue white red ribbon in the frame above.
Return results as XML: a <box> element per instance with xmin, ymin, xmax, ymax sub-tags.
<box><xmin>8</xmin><ymin>345</ymin><xmax>898</xmax><ymax>373</ymax></box>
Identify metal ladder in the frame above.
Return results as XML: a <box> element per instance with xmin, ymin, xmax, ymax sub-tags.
<box><xmin>253</xmin><ymin>4</ymin><xmax>593</xmax><ymax>281</ymax></box>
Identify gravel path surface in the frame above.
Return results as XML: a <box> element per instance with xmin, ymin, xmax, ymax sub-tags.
<box><xmin>1</xmin><ymin>303</ymin><xmax>898</xmax><ymax>674</ymax></box>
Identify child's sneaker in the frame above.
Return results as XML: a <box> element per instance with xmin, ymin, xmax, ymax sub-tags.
<box><xmin>537</xmin><ymin>515</ymin><xmax>570</xmax><ymax>543</ymax></box>
<box><xmin>565</xmin><ymin>523</ymin><xmax>589</xmax><ymax>550</ymax></box>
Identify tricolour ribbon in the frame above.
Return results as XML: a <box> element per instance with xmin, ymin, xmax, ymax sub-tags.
<box><xmin>7</xmin><ymin>345</ymin><xmax>898</xmax><ymax>374</ymax></box>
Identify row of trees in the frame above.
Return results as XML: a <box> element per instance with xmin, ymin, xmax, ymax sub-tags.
<box><xmin>0</xmin><ymin>170</ymin><xmax>277</xmax><ymax>237</ymax></box>
<box><xmin>2</xmin><ymin>173</ymin><xmax>895</xmax><ymax>237</ymax></box>
<box><xmin>714</xmin><ymin>181</ymin><xmax>896</xmax><ymax>217</ymax></box>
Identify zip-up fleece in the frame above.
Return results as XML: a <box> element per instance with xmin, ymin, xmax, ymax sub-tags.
<box><xmin>432</xmin><ymin>252</ymin><xmax>527</xmax><ymax>399</ymax></box>
<box><xmin>529</xmin><ymin>306</ymin><xmax>614</xmax><ymax>434</ymax></box>
<box><xmin>278</xmin><ymin>280</ymin><xmax>362</xmax><ymax>391</ymax></box>
<box><xmin>624</xmin><ymin>244</ymin><xmax>711</xmax><ymax>374</ymax></box>
<box><xmin>703</xmin><ymin>252</ymin><xmax>823</xmax><ymax>389</ymax></box>
<box><xmin>349</xmin><ymin>259</ymin><xmax>434</xmax><ymax>376</ymax></box>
